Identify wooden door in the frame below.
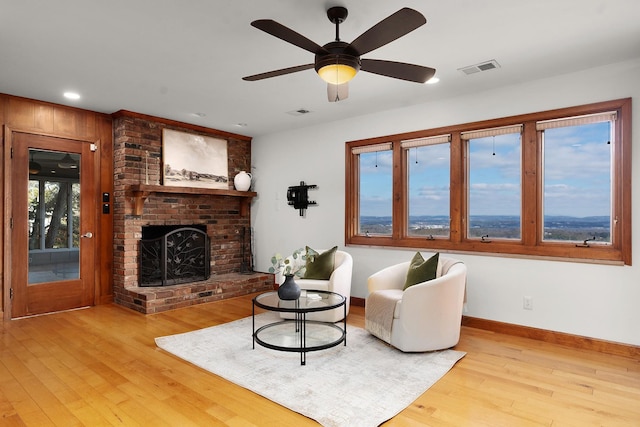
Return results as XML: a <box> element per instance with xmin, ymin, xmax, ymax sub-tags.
<box><xmin>10</xmin><ymin>132</ymin><xmax>96</xmax><ymax>318</ymax></box>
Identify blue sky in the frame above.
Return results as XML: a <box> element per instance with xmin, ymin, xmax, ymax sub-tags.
<box><xmin>359</xmin><ymin>121</ymin><xmax>612</xmax><ymax>218</ymax></box>
<box><xmin>542</xmin><ymin>122</ymin><xmax>611</xmax><ymax>217</ymax></box>
<box><xmin>359</xmin><ymin>150</ymin><xmax>393</xmax><ymax>217</ymax></box>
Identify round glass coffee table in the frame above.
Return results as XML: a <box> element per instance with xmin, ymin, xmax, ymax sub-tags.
<box><xmin>252</xmin><ymin>290</ymin><xmax>347</xmax><ymax>365</ymax></box>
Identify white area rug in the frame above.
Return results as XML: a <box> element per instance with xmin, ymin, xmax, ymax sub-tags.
<box><xmin>155</xmin><ymin>313</ymin><xmax>465</xmax><ymax>427</ymax></box>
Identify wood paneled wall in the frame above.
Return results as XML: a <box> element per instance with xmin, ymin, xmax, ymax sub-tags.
<box><xmin>0</xmin><ymin>94</ymin><xmax>114</xmax><ymax>319</ymax></box>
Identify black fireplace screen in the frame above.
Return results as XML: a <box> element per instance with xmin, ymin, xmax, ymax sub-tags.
<box><xmin>140</xmin><ymin>226</ymin><xmax>210</xmax><ymax>287</ymax></box>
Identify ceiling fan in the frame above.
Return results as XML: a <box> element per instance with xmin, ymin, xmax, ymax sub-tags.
<box><xmin>242</xmin><ymin>7</ymin><xmax>436</xmax><ymax>102</ymax></box>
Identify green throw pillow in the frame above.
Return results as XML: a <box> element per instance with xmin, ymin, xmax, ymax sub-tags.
<box><xmin>303</xmin><ymin>246</ymin><xmax>338</xmax><ymax>280</ymax></box>
<box><xmin>403</xmin><ymin>252</ymin><xmax>439</xmax><ymax>290</ymax></box>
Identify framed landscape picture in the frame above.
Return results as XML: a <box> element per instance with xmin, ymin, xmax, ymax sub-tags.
<box><xmin>162</xmin><ymin>129</ymin><xmax>228</xmax><ymax>189</ymax></box>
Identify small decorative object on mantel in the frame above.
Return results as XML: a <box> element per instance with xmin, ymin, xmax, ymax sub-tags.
<box><xmin>234</xmin><ymin>171</ymin><xmax>252</xmax><ymax>191</ymax></box>
<box><xmin>287</xmin><ymin>181</ymin><xmax>317</xmax><ymax>216</ymax></box>
<box><xmin>145</xmin><ymin>150</ymin><xmax>150</xmax><ymax>184</ymax></box>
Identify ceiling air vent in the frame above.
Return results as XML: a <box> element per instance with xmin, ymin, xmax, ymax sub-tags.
<box><xmin>287</xmin><ymin>108</ymin><xmax>312</xmax><ymax>116</ymax></box>
<box><xmin>458</xmin><ymin>59</ymin><xmax>501</xmax><ymax>75</ymax></box>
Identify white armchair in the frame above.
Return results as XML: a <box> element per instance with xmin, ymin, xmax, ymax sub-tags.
<box><xmin>365</xmin><ymin>255</ymin><xmax>466</xmax><ymax>352</ymax></box>
<box><xmin>281</xmin><ymin>250</ymin><xmax>353</xmax><ymax>322</ymax></box>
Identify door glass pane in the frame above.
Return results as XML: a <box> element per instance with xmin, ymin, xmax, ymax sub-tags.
<box><xmin>468</xmin><ymin>133</ymin><xmax>522</xmax><ymax>239</ymax></box>
<box><xmin>28</xmin><ymin>149</ymin><xmax>80</xmax><ymax>284</ymax></box>
<box><xmin>359</xmin><ymin>149</ymin><xmax>393</xmax><ymax>236</ymax></box>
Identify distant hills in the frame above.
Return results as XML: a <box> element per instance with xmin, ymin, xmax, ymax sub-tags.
<box><xmin>361</xmin><ymin>215</ymin><xmax>610</xmax><ymax>227</ymax></box>
<box><xmin>360</xmin><ymin>215</ymin><xmax>611</xmax><ymax>241</ymax></box>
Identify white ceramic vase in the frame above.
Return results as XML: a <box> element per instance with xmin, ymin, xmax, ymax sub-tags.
<box><xmin>233</xmin><ymin>171</ymin><xmax>252</xmax><ymax>191</ymax></box>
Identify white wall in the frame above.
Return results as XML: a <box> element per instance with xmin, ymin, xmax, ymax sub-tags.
<box><xmin>250</xmin><ymin>57</ymin><xmax>640</xmax><ymax>346</ymax></box>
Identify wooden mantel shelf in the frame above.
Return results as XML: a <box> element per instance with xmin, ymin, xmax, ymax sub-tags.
<box><xmin>127</xmin><ymin>184</ymin><xmax>257</xmax><ymax>216</ymax></box>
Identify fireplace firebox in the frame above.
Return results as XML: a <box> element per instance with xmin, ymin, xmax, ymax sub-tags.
<box><xmin>140</xmin><ymin>225</ymin><xmax>210</xmax><ymax>287</ymax></box>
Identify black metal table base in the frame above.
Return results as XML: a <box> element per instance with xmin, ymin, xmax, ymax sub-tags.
<box><xmin>252</xmin><ymin>292</ymin><xmax>347</xmax><ymax>365</ymax></box>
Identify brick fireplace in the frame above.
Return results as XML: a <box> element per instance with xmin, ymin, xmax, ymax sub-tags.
<box><xmin>112</xmin><ymin>111</ymin><xmax>272</xmax><ymax>314</ymax></box>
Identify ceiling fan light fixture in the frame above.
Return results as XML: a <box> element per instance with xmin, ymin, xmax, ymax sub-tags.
<box><xmin>315</xmin><ymin>49</ymin><xmax>360</xmax><ymax>85</ymax></box>
<box><xmin>317</xmin><ymin>63</ymin><xmax>358</xmax><ymax>85</ymax></box>
<box><xmin>29</xmin><ymin>160</ymin><xmax>42</xmax><ymax>174</ymax></box>
<box><xmin>58</xmin><ymin>153</ymin><xmax>78</xmax><ymax>169</ymax></box>
<box><xmin>29</xmin><ymin>151</ymin><xmax>41</xmax><ymax>174</ymax></box>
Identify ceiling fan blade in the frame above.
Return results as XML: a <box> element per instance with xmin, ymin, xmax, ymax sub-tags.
<box><xmin>348</xmin><ymin>8</ymin><xmax>426</xmax><ymax>56</ymax></box>
<box><xmin>361</xmin><ymin>59</ymin><xmax>435</xmax><ymax>83</ymax></box>
<box><xmin>242</xmin><ymin>64</ymin><xmax>314</xmax><ymax>81</ymax></box>
<box><xmin>327</xmin><ymin>83</ymin><xmax>349</xmax><ymax>102</ymax></box>
<box><xmin>251</xmin><ymin>19</ymin><xmax>328</xmax><ymax>55</ymax></box>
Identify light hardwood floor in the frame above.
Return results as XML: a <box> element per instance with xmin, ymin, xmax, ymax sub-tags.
<box><xmin>1</xmin><ymin>294</ymin><xmax>639</xmax><ymax>426</ymax></box>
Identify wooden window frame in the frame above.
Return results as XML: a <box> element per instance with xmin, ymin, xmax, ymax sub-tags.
<box><xmin>345</xmin><ymin>98</ymin><xmax>632</xmax><ymax>265</ymax></box>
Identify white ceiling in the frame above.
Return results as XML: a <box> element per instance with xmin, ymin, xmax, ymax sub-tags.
<box><xmin>1</xmin><ymin>0</ymin><xmax>638</xmax><ymax>137</ymax></box>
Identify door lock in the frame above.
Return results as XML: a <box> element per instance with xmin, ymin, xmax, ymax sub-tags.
<box><xmin>80</xmin><ymin>232</ymin><xmax>93</xmax><ymax>238</ymax></box>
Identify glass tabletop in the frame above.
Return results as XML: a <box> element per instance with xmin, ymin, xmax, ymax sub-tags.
<box><xmin>253</xmin><ymin>290</ymin><xmax>345</xmax><ymax>313</ymax></box>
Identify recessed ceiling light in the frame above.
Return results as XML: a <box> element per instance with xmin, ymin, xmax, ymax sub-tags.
<box><xmin>63</xmin><ymin>92</ymin><xmax>81</xmax><ymax>100</ymax></box>
<box><xmin>234</xmin><ymin>123</ymin><xmax>248</xmax><ymax>128</ymax></box>
<box><xmin>425</xmin><ymin>77</ymin><xmax>440</xmax><ymax>85</ymax></box>
<box><xmin>193</xmin><ymin>112</ymin><xmax>206</xmax><ymax>117</ymax></box>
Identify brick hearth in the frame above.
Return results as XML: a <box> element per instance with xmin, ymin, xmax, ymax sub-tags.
<box><xmin>116</xmin><ymin>272</ymin><xmax>273</xmax><ymax>314</ymax></box>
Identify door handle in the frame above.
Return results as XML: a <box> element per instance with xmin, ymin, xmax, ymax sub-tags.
<box><xmin>81</xmin><ymin>232</ymin><xmax>93</xmax><ymax>238</ymax></box>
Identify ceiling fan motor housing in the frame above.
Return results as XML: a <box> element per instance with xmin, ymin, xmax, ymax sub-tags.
<box><xmin>327</xmin><ymin>6</ymin><xmax>348</xmax><ymax>25</ymax></box>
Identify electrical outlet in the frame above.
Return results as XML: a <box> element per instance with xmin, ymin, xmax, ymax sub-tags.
<box><xmin>523</xmin><ymin>296</ymin><xmax>533</xmax><ymax>310</ymax></box>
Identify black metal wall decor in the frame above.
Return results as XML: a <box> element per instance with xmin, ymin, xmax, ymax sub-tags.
<box><xmin>287</xmin><ymin>181</ymin><xmax>317</xmax><ymax>216</ymax></box>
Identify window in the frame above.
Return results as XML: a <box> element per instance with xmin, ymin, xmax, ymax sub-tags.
<box><xmin>538</xmin><ymin>113</ymin><xmax>615</xmax><ymax>244</ymax></box>
<box><xmin>353</xmin><ymin>143</ymin><xmax>393</xmax><ymax>236</ymax></box>
<box><xmin>402</xmin><ymin>135</ymin><xmax>451</xmax><ymax>238</ymax></box>
<box><xmin>345</xmin><ymin>99</ymin><xmax>631</xmax><ymax>264</ymax></box>
<box><xmin>462</xmin><ymin>126</ymin><xmax>522</xmax><ymax>240</ymax></box>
